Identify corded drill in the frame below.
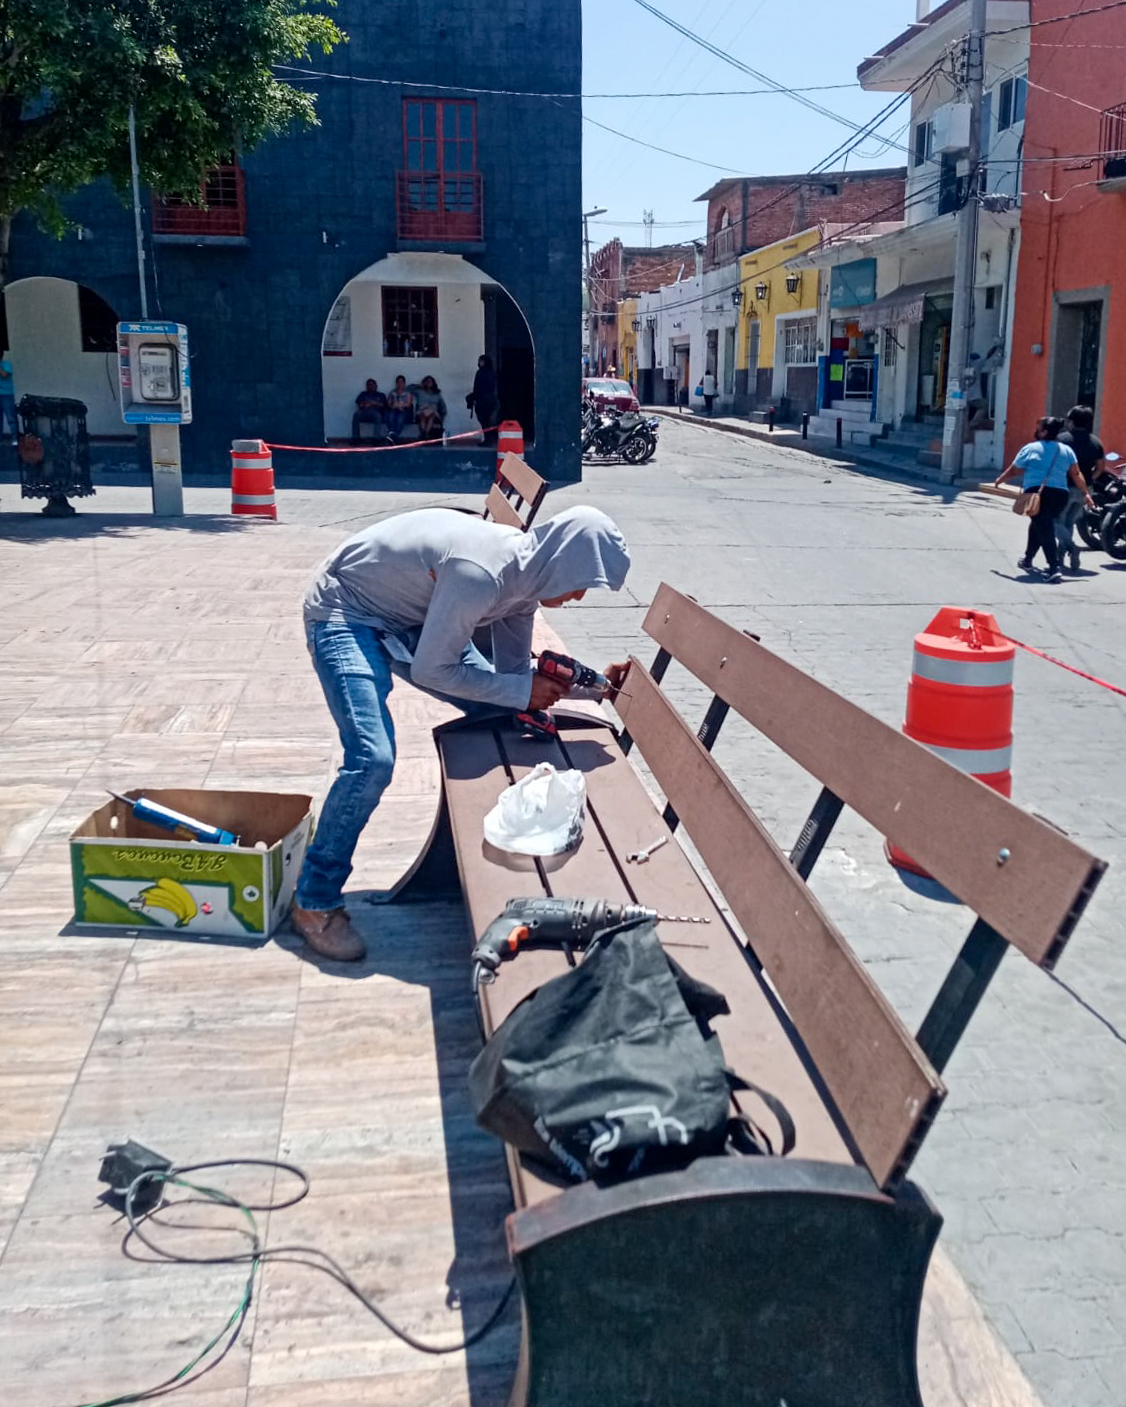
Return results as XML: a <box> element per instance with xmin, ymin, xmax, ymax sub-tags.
<box><xmin>471</xmin><ymin>896</ymin><xmax>708</xmax><ymax>984</ymax></box>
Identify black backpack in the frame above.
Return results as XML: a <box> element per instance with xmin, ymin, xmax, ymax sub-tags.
<box><xmin>468</xmin><ymin>921</ymin><xmax>794</xmax><ymax>1184</ymax></box>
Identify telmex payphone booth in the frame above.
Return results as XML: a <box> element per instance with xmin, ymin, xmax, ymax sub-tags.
<box><xmin>117</xmin><ymin>322</ymin><xmax>191</xmax><ymax>516</ymax></box>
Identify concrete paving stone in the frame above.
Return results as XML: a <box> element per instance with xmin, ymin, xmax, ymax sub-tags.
<box><xmin>1015</xmin><ymin>1351</ymin><xmax>1119</xmax><ymax>1407</ymax></box>
<box><xmin>1012</xmin><ymin>1291</ymin><xmax>1126</xmax><ymax>1358</ymax></box>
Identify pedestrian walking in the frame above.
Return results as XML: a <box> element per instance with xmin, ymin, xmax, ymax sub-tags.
<box><xmin>1057</xmin><ymin>405</ymin><xmax>1106</xmax><ymax>572</ymax></box>
<box><xmin>0</xmin><ymin>350</ymin><xmax>17</xmax><ymax>446</ymax></box>
<box><xmin>994</xmin><ymin>416</ymin><xmax>1091</xmax><ymax>583</ymax></box>
<box><xmin>291</xmin><ymin>506</ymin><xmax>632</xmax><ymax>961</ymax></box>
<box><xmin>702</xmin><ymin>370</ymin><xmax>717</xmax><ymax>415</ymax></box>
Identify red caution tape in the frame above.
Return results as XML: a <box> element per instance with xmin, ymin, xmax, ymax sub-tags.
<box><xmin>264</xmin><ymin>429</ymin><xmax>485</xmax><ymax>453</ymax></box>
<box><xmin>1002</xmin><ymin>634</ymin><xmax>1126</xmax><ymax>699</ymax></box>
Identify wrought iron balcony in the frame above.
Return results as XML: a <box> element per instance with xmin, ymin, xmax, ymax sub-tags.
<box><xmin>1100</xmin><ymin>100</ymin><xmax>1126</xmax><ymax>186</ymax></box>
<box><xmin>396</xmin><ymin>171</ymin><xmax>484</xmax><ymax>243</ymax></box>
<box><xmin>152</xmin><ymin>165</ymin><xmax>247</xmax><ymax>237</ymax></box>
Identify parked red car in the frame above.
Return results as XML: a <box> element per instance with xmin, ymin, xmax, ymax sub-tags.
<box><xmin>582</xmin><ymin>377</ymin><xmax>639</xmax><ymax>413</ymax></box>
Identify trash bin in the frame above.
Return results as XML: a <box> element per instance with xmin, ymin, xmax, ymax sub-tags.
<box><xmin>17</xmin><ymin>395</ymin><xmax>95</xmax><ymax>516</ymax></box>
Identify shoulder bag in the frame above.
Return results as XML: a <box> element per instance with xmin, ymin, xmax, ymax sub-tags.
<box><xmin>1012</xmin><ymin>445</ymin><xmax>1061</xmax><ymax>516</ymax></box>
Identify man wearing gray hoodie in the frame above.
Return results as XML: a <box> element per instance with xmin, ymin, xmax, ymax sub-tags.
<box><xmin>293</xmin><ymin>505</ymin><xmax>632</xmax><ymax>960</ymax></box>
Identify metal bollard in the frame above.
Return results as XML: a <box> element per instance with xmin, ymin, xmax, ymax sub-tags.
<box><xmin>801</xmin><ymin>412</ymin><xmax>810</xmax><ymax>440</ymax></box>
<box><xmin>835</xmin><ymin>416</ymin><xmax>843</xmax><ymax>448</ymax></box>
<box><xmin>767</xmin><ymin>406</ymin><xmax>776</xmax><ymax>433</ymax></box>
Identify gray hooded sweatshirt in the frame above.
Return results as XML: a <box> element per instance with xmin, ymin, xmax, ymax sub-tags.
<box><xmin>304</xmin><ymin>506</ymin><xmax>631</xmax><ymax>709</ymax></box>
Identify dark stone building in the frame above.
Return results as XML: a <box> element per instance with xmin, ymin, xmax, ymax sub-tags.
<box><xmin>2</xmin><ymin>1</ymin><xmax>582</xmax><ymax>484</ymax></box>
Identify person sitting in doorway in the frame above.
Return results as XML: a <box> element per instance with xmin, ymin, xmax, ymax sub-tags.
<box><xmin>466</xmin><ymin>354</ymin><xmax>499</xmax><ymax>444</ymax></box>
<box><xmin>386</xmin><ymin>376</ymin><xmax>415</xmax><ymax>440</ymax></box>
<box><xmin>352</xmin><ymin>380</ymin><xmax>389</xmax><ymax>444</ymax></box>
<box><xmin>416</xmin><ymin>376</ymin><xmax>447</xmax><ymax>440</ymax></box>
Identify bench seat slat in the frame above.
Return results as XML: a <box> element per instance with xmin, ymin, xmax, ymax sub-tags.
<box><xmin>643</xmin><ymin>584</ymin><xmax>1104</xmax><ymax>968</ymax></box>
<box><xmin>563</xmin><ymin>727</ymin><xmax>855</xmax><ymax>1171</ymax></box>
<box><xmin>614</xmin><ymin>661</ymin><xmax>946</xmax><ymax>1190</ymax></box>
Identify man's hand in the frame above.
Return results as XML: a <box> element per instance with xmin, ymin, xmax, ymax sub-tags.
<box><xmin>528</xmin><ymin>673</ymin><xmax>568</xmax><ymax>711</ymax></box>
<box><xmin>603</xmin><ymin>661</ymin><xmax>631</xmax><ymax>698</ymax></box>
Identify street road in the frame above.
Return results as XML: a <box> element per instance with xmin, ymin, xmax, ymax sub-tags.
<box><xmin>2</xmin><ymin>418</ymin><xmax>1123</xmax><ymax>1405</ymax></box>
<box><xmin>553</xmin><ymin>420</ymin><xmax>1126</xmax><ymax>1407</ymax></box>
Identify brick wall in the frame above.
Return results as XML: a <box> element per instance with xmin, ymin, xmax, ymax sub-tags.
<box><xmin>5</xmin><ymin>0</ymin><xmax>583</xmax><ymax>483</ymax></box>
<box><xmin>702</xmin><ymin>170</ymin><xmax>906</xmax><ymax>271</ymax></box>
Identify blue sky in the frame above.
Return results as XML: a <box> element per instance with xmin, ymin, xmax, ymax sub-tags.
<box><xmin>581</xmin><ymin>0</ymin><xmax>919</xmax><ymax>249</ymax></box>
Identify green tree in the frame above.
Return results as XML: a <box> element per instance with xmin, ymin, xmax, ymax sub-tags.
<box><xmin>0</xmin><ymin>0</ymin><xmax>343</xmax><ymax>286</ymax></box>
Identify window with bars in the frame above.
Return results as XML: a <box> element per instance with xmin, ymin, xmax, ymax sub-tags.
<box><xmin>882</xmin><ymin>327</ymin><xmax>899</xmax><ymax>370</ymax></box>
<box><xmin>398</xmin><ymin>100</ymin><xmax>482</xmax><ymax>241</ymax></box>
<box><xmin>382</xmin><ymin>287</ymin><xmax>439</xmax><ymax>358</ymax></box>
<box><xmin>152</xmin><ymin>162</ymin><xmax>247</xmax><ymax>237</ymax></box>
<box><xmin>783</xmin><ymin>317</ymin><xmax>817</xmax><ymax>365</ymax></box>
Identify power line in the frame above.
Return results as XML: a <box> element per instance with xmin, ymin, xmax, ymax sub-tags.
<box><xmin>273</xmin><ymin>65</ymin><xmax>859</xmax><ymax>101</ymax></box>
<box><xmin>984</xmin><ymin>0</ymin><xmax>1126</xmax><ymax>33</ymax></box>
<box><xmin>629</xmin><ymin>0</ymin><xmax>904</xmax><ymax>144</ymax></box>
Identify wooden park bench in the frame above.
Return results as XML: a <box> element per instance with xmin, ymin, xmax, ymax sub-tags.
<box><xmin>483</xmin><ymin>452</ymin><xmax>548</xmax><ymax>530</ymax></box>
<box><xmin>398</xmin><ymin>582</ymin><xmax>1106</xmax><ymax>1407</ymax></box>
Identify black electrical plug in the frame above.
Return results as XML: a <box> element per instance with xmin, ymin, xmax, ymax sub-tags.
<box><xmin>98</xmin><ymin>1140</ymin><xmax>172</xmax><ymax>1214</ymax></box>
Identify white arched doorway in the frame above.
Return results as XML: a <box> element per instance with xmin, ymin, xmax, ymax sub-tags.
<box><xmin>320</xmin><ymin>252</ymin><xmax>534</xmax><ymax>444</ymax></box>
<box><xmin>1</xmin><ymin>277</ymin><xmax>133</xmax><ymax>438</ymax></box>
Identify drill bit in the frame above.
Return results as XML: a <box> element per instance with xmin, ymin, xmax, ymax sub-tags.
<box><xmin>655</xmin><ymin>914</ymin><xmax>711</xmax><ymax>924</ymax></box>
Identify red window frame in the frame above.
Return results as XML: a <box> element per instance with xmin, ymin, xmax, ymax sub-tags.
<box><xmin>152</xmin><ymin>162</ymin><xmax>247</xmax><ymax>237</ymax></box>
<box><xmin>398</xmin><ymin>100</ymin><xmax>482</xmax><ymax>241</ymax></box>
<box><xmin>403</xmin><ymin>99</ymin><xmax>478</xmax><ymax>177</ymax></box>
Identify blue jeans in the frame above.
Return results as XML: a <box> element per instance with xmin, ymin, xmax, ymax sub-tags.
<box><xmin>297</xmin><ymin>620</ymin><xmax>398</xmax><ymax>910</ymax></box>
<box><xmin>0</xmin><ymin>396</ymin><xmax>16</xmax><ymax>440</ymax></box>
<box><xmin>1055</xmin><ymin>486</ymin><xmax>1086</xmax><ymax>552</ymax></box>
<box><xmin>296</xmin><ymin>619</ymin><xmax>498</xmax><ymax>910</ymax></box>
<box><xmin>387</xmin><ymin>408</ymin><xmax>407</xmax><ymax>437</ymax></box>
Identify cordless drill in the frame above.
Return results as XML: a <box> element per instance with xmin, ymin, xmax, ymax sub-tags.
<box><xmin>471</xmin><ymin>896</ymin><xmax>708</xmax><ymax>984</ymax></box>
<box><xmin>516</xmin><ymin>650</ymin><xmax>614</xmax><ymax>739</ymax></box>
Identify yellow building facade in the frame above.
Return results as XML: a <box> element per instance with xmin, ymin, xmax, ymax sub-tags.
<box><xmin>737</xmin><ymin>228</ymin><xmax>822</xmax><ymax>415</ymax></box>
<box><xmin>617</xmin><ymin>298</ymin><xmax>639</xmax><ymax>387</ymax></box>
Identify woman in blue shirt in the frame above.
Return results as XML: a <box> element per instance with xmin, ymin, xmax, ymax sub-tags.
<box><xmin>995</xmin><ymin>416</ymin><xmax>1091</xmax><ymax>582</ymax></box>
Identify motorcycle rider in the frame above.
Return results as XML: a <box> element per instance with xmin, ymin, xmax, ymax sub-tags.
<box><xmin>1057</xmin><ymin>405</ymin><xmax>1105</xmax><ymax>572</ymax></box>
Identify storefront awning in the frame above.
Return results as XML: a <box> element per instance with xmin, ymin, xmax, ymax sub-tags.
<box><xmin>858</xmin><ymin>278</ymin><xmax>954</xmax><ymax>332</ymax></box>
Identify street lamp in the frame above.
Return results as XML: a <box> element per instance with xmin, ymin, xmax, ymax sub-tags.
<box><xmin>754</xmin><ymin>281</ymin><xmax>769</xmax><ymax>302</ymax></box>
<box><xmin>785</xmin><ymin>271</ymin><xmax>802</xmax><ymax>295</ymax></box>
<box><xmin>631</xmin><ymin>317</ymin><xmax>641</xmax><ymax>332</ymax></box>
<box><xmin>731</xmin><ymin>288</ymin><xmax>744</xmax><ymax>308</ymax></box>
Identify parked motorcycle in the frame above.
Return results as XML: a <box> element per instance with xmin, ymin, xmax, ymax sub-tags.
<box><xmin>582</xmin><ymin>406</ymin><xmax>658</xmax><ymax>464</ymax></box>
<box><xmin>1077</xmin><ymin>453</ymin><xmax>1126</xmax><ymax>548</ymax></box>
<box><xmin>1100</xmin><ymin>491</ymin><xmax>1126</xmax><ymax>560</ymax></box>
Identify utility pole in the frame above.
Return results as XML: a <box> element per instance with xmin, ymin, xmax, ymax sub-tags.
<box><xmin>128</xmin><ymin>106</ymin><xmax>149</xmax><ymax>319</ymax></box>
<box><xmin>940</xmin><ymin>0</ymin><xmax>987</xmax><ymax>482</ymax></box>
<box><xmin>583</xmin><ymin>206</ymin><xmax>607</xmax><ymax>375</ymax></box>
<box><xmin>643</xmin><ymin>209</ymin><xmax>655</xmax><ymax>248</ymax></box>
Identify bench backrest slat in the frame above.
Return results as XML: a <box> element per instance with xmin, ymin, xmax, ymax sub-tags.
<box><xmin>484</xmin><ymin>482</ymin><xmax>526</xmax><ymax>530</ymax></box>
<box><xmin>614</xmin><ymin>660</ymin><xmax>946</xmax><ymax>1191</ymax></box>
<box><xmin>643</xmin><ymin>584</ymin><xmax>1103</xmax><ymax>969</ymax></box>
<box><xmin>496</xmin><ymin>451</ymin><xmax>546</xmax><ymax>510</ymax></box>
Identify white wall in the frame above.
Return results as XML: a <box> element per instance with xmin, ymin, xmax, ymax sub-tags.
<box><xmin>321</xmin><ymin>253</ymin><xmax>502</xmax><ymax>441</ymax></box>
<box><xmin>4</xmin><ymin>277</ymin><xmax>132</xmax><ymax>438</ymax></box>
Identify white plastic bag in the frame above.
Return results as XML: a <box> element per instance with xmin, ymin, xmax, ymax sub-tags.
<box><xmin>483</xmin><ymin>762</ymin><xmax>586</xmax><ymax>856</ymax></box>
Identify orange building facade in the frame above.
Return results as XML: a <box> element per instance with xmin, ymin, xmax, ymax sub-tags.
<box><xmin>1007</xmin><ymin>0</ymin><xmax>1126</xmax><ymax>460</ymax></box>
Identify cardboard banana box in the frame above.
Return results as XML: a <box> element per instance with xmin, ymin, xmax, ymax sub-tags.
<box><xmin>70</xmin><ymin>789</ymin><xmax>313</xmax><ymax>942</ymax></box>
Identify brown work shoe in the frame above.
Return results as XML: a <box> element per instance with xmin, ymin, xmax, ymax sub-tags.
<box><xmin>290</xmin><ymin>902</ymin><xmax>366</xmax><ymax>962</ymax></box>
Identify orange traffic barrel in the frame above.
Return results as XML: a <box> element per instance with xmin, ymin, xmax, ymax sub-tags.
<box><xmin>496</xmin><ymin>420</ymin><xmax>524</xmax><ymax>479</ymax></box>
<box><xmin>230</xmin><ymin>439</ymin><xmax>277</xmax><ymax>520</ymax></box>
<box><xmin>887</xmin><ymin>607</ymin><xmax>1015</xmax><ymax>876</ymax></box>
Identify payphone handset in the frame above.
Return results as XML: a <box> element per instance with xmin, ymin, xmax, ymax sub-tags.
<box><xmin>137</xmin><ymin>343</ymin><xmax>181</xmax><ymax>403</ymax></box>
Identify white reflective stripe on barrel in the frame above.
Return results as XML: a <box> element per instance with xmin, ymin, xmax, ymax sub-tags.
<box><xmin>232</xmin><ymin>456</ymin><xmax>272</xmax><ymax>470</ymax></box>
<box><xmin>924</xmin><ymin>741</ymin><xmax>1013</xmax><ymax>774</ymax></box>
<box><xmin>912</xmin><ymin>650</ymin><xmax>1014</xmax><ymax>688</ymax></box>
<box><xmin>231</xmin><ymin>493</ymin><xmax>277</xmax><ymax>506</ymax></box>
